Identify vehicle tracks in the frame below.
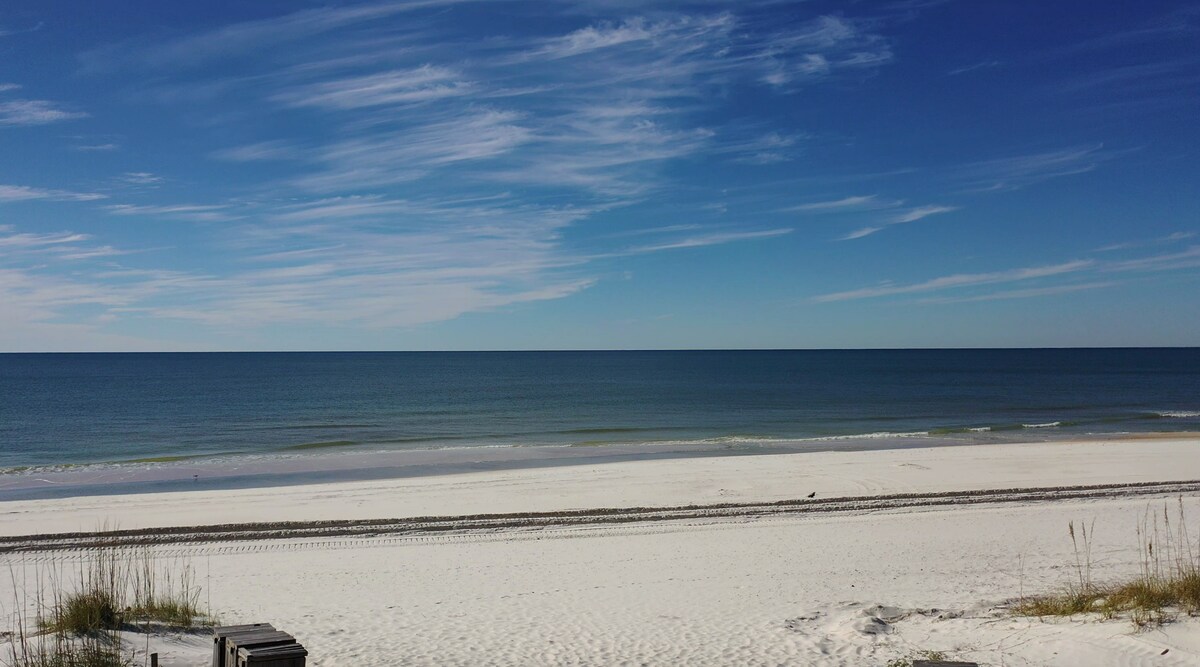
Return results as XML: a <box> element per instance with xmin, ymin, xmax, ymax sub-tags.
<box><xmin>3</xmin><ymin>479</ymin><xmax>1198</xmax><ymax>556</ymax></box>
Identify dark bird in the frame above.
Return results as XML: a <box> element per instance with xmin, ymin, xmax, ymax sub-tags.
<box><xmin>806</xmin><ymin>492</ymin><xmax>816</xmax><ymax>498</ymax></box>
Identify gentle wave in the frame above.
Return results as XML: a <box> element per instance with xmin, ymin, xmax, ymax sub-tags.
<box><xmin>5</xmin><ymin>412</ymin><xmax>1199</xmax><ymax>477</ymax></box>
<box><xmin>282</xmin><ymin>440</ymin><xmax>360</xmax><ymax>451</ymax></box>
<box><xmin>122</xmin><ymin>454</ymin><xmax>205</xmax><ymax>463</ymax></box>
<box><xmin>624</xmin><ymin>431</ymin><xmax>936</xmax><ymax>447</ymax></box>
<box><xmin>256</xmin><ymin>423</ymin><xmax>381</xmax><ymax>431</ymax></box>
<box><xmin>930</xmin><ymin>421</ymin><xmax>1071</xmax><ymax>434</ymax></box>
<box><xmin>280</xmin><ymin>433</ymin><xmax>494</xmax><ymax>451</ymax></box>
<box><xmin>792</xmin><ymin>431</ymin><xmax>932</xmax><ymax>442</ymax></box>
<box><xmin>277</xmin><ymin>426</ymin><xmax>691</xmax><ymax>449</ymax></box>
<box><xmin>557</xmin><ymin>426</ymin><xmax>688</xmax><ymax>435</ymax></box>
<box><xmin>0</xmin><ymin>451</ymin><xmax>243</xmax><ymax>476</ymax></box>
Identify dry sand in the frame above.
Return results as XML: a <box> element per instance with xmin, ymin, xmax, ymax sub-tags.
<box><xmin>4</xmin><ymin>435</ymin><xmax>1200</xmax><ymax>666</ymax></box>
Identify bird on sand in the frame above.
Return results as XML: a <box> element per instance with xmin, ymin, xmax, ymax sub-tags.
<box><xmin>806</xmin><ymin>492</ymin><xmax>816</xmax><ymax>498</ymax></box>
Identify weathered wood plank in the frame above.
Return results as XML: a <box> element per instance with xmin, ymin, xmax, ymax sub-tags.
<box><xmin>237</xmin><ymin>642</ymin><xmax>308</xmax><ymax>666</ymax></box>
<box><xmin>213</xmin><ymin>623</ymin><xmax>275</xmax><ymax>667</ymax></box>
<box><xmin>214</xmin><ymin>622</ymin><xmax>304</xmax><ymax>667</ymax></box>
<box><xmin>224</xmin><ymin>630</ymin><xmax>296</xmax><ymax>667</ymax></box>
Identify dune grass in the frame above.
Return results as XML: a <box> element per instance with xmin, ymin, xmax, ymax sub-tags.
<box><xmin>886</xmin><ymin>649</ymin><xmax>948</xmax><ymax>667</ymax></box>
<box><xmin>37</xmin><ymin>547</ymin><xmax>207</xmax><ymax>635</ymax></box>
<box><xmin>1015</xmin><ymin>499</ymin><xmax>1200</xmax><ymax>628</ymax></box>
<box><xmin>4</xmin><ymin>546</ymin><xmax>211</xmax><ymax>667</ymax></box>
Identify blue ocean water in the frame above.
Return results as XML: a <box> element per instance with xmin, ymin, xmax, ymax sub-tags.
<box><xmin>1</xmin><ymin>349</ymin><xmax>1199</xmax><ymax>474</ymax></box>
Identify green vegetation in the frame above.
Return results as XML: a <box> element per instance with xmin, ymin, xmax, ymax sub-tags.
<box><xmin>4</xmin><ymin>547</ymin><xmax>211</xmax><ymax>667</ymax></box>
<box><xmin>38</xmin><ymin>547</ymin><xmax>207</xmax><ymax>634</ymax></box>
<box><xmin>6</xmin><ymin>640</ymin><xmax>131</xmax><ymax>667</ymax></box>
<box><xmin>1015</xmin><ymin>499</ymin><xmax>1200</xmax><ymax>628</ymax></box>
<box><xmin>886</xmin><ymin>650</ymin><xmax>948</xmax><ymax>667</ymax></box>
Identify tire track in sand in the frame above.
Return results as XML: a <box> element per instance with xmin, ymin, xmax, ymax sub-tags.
<box><xmin>2</xmin><ymin>479</ymin><xmax>1198</xmax><ymax>555</ymax></box>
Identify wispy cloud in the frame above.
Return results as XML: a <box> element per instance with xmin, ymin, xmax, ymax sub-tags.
<box><xmin>606</xmin><ymin>224</ymin><xmax>706</xmax><ymax>238</ymax></box>
<box><xmin>813</xmin><ymin>260</ymin><xmax>1092</xmax><ymax>302</ymax></box>
<box><xmin>948</xmin><ymin>60</ymin><xmax>1001</xmax><ymax>76</ymax></box>
<box><xmin>295</xmin><ymin>108</ymin><xmax>534</xmax><ymax>191</ymax></box>
<box><xmin>0</xmin><ymin>99</ymin><xmax>87</xmax><ymax>126</ymax></box>
<box><xmin>1</xmin><ymin>1</ymin><xmax>1008</xmax><ymax>346</ymax></box>
<box><xmin>531</xmin><ymin>18</ymin><xmax>662</xmax><ymax>60</ymax></box>
<box><xmin>267</xmin><ymin>195</ymin><xmax>415</xmax><ymax>223</ymax></box>
<box><xmin>0</xmin><ymin>228</ymin><xmax>140</xmax><ymax>265</ymax></box>
<box><xmin>955</xmin><ymin>144</ymin><xmax>1110</xmax><ymax>191</ymax></box>
<box><xmin>779</xmin><ymin>195</ymin><xmax>957</xmax><ymax>239</ymax></box>
<box><xmin>841</xmin><ymin>226</ymin><xmax>883</xmax><ymax>240</ymax></box>
<box><xmin>786</xmin><ymin>194</ymin><xmax>895</xmax><ymax>212</ymax></box>
<box><xmin>1057</xmin><ymin>60</ymin><xmax>1200</xmax><ymax>94</ymax></box>
<box><xmin>713</xmin><ymin>131</ymin><xmax>804</xmax><ymax>165</ymax></box>
<box><xmin>118</xmin><ymin>172</ymin><xmax>164</xmax><ymax>185</ymax></box>
<box><xmin>917</xmin><ymin>281</ymin><xmax>1116</xmax><ymax>304</ymax></box>
<box><xmin>73</xmin><ymin>143</ymin><xmax>120</xmax><ymax>151</ymax></box>
<box><xmin>0</xmin><ymin>22</ymin><xmax>43</xmax><ymax>40</ymax></box>
<box><xmin>5</xmin><ymin>188</ymin><xmax>800</xmax><ymax>339</ymax></box>
<box><xmin>210</xmin><ymin>140</ymin><xmax>299</xmax><ymax>162</ymax></box>
<box><xmin>892</xmin><ymin>204</ymin><xmax>958</xmax><ymax>223</ymax></box>
<box><xmin>1108</xmin><ymin>245</ymin><xmax>1200</xmax><ymax>272</ymax></box>
<box><xmin>1048</xmin><ymin>6</ymin><xmax>1197</xmax><ymax>57</ymax></box>
<box><xmin>1094</xmin><ymin>231</ymin><xmax>1195</xmax><ymax>252</ymax></box>
<box><xmin>629</xmin><ymin>228</ymin><xmax>792</xmax><ymax>253</ymax></box>
<box><xmin>273</xmin><ymin>65</ymin><xmax>472</xmax><ymax>110</ymax></box>
<box><xmin>841</xmin><ymin>204</ymin><xmax>958</xmax><ymax>239</ymax></box>
<box><xmin>483</xmin><ymin>108</ymin><xmax>715</xmax><ymax>196</ymax></box>
<box><xmin>756</xmin><ymin>15</ymin><xmax>893</xmax><ymax>88</ymax></box>
<box><xmin>89</xmin><ymin>3</ymin><xmax>898</xmax><ymax>208</ymax></box>
<box><xmin>79</xmin><ymin>2</ymin><xmax>448</xmax><ymax>72</ymax></box>
<box><xmin>105</xmin><ymin>203</ymin><xmax>234</xmax><ymax>222</ymax></box>
<box><xmin>0</xmin><ymin>184</ymin><xmax>106</xmax><ymax>202</ymax></box>
<box><xmin>817</xmin><ymin>235</ymin><xmax>1200</xmax><ymax>305</ymax></box>
<box><xmin>0</xmin><ymin>230</ymin><xmax>91</xmax><ymax>247</ymax></box>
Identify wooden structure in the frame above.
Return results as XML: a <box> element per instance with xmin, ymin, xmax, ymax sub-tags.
<box><xmin>212</xmin><ymin>623</ymin><xmax>306</xmax><ymax>667</ymax></box>
<box><xmin>213</xmin><ymin>623</ymin><xmax>273</xmax><ymax>666</ymax></box>
<box><xmin>236</xmin><ymin>643</ymin><xmax>308</xmax><ymax>667</ymax></box>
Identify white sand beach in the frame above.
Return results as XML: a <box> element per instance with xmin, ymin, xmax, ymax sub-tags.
<box><xmin>4</xmin><ymin>435</ymin><xmax>1200</xmax><ymax>666</ymax></box>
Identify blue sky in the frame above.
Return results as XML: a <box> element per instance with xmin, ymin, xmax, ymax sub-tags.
<box><xmin>1</xmin><ymin>0</ymin><xmax>1198</xmax><ymax>351</ymax></box>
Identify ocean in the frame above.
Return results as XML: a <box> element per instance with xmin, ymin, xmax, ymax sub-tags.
<box><xmin>1</xmin><ymin>349</ymin><xmax>1198</xmax><ymax>498</ymax></box>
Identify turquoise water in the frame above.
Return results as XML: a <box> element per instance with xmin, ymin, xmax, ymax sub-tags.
<box><xmin>2</xmin><ymin>349</ymin><xmax>1198</xmax><ymax>475</ymax></box>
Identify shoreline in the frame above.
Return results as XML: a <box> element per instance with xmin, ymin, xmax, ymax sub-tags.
<box><xmin>3</xmin><ymin>428</ymin><xmax>1198</xmax><ymax>502</ymax></box>
<box><xmin>4</xmin><ymin>433</ymin><xmax>1200</xmax><ymax>537</ymax></box>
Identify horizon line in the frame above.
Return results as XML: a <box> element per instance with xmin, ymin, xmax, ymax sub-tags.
<box><xmin>2</xmin><ymin>346</ymin><xmax>1198</xmax><ymax>354</ymax></box>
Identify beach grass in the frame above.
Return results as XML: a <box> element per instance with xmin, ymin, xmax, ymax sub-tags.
<box><xmin>1015</xmin><ymin>499</ymin><xmax>1200</xmax><ymax>627</ymax></box>
<box><xmin>885</xmin><ymin>649</ymin><xmax>947</xmax><ymax>667</ymax></box>
<box><xmin>38</xmin><ymin>548</ymin><xmax>207</xmax><ymax>634</ymax></box>
<box><xmin>4</xmin><ymin>546</ymin><xmax>210</xmax><ymax>667</ymax></box>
